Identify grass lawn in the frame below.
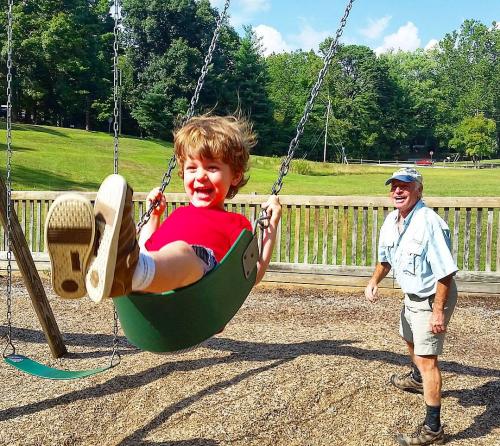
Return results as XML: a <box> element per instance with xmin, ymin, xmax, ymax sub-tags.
<box><xmin>1</xmin><ymin>123</ymin><xmax>499</xmax><ymax>196</ymax></box>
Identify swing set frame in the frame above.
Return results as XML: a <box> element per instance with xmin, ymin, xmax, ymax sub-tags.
<box><xmin>2</xmin><ymin>0</ymin><xmax>355</xmax><ymax>378</ymax></box>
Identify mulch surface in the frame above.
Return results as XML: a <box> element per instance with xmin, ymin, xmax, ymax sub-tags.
<box><xmin>1</xmin><ymin>276</ymin><xmax>499</xmax><ymax>446</ymax></box>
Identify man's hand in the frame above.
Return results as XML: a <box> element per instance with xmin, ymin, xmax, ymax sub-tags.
<box><xmin>429</xmin><ymin>309</ymin><xmax>446</xmax><ymax>334</ymax></box>
<box><xmin>365</xmin><ymin>281</ymin><xmax>379</xmax><ymax>303</ymax></box>
<box><xmin>365</xmin><ymin>263</ymin><xmax>391</xmax><ymax>303</ymax></box>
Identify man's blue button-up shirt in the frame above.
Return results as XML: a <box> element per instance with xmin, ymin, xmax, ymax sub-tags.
<box><xmin>378</xmin><ymin>199</ymin><xmax>458</xmax><ymax>297</ymax></box>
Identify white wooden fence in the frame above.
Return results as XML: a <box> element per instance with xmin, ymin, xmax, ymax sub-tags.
<box><xmin>2</xmin><ymin>191</ymin><xmax>500</xmax><ymax>294</ymax></box>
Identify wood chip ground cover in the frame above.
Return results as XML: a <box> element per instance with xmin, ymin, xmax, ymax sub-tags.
<box><xmin>1</xmin><ymin>278</ymin><xmax>498</xmax><ymax>446</ymax></box>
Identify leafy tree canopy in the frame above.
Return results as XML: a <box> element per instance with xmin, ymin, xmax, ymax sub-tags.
<box><xmin>449</xmin><ymin>114</ymin><xmax>497</xmax><ymax>164</ymax></box>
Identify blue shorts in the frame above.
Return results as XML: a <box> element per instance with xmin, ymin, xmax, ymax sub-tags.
<box><xmin>191</xmin><ymin>245</ymin><xmax>218</xmax><ymax>275</ymax></box>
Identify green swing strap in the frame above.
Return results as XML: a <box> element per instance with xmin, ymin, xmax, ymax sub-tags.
<box><xmin>114</xmin><ymin>229</ymin><xmax>259</xmax><ymax>353</ymax></box>
<box><xmin>4</xmin><ymin>354</ymin><xmax>111</xmax><ymax>380</ymax></box>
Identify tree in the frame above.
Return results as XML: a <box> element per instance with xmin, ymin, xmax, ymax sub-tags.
<box><xmin>449</xmin><ymin>114</ymin><xmax>497</xmax><ymax>167</ymax></box>
<box><xmin>435</xmin><ymin>20</ymin><xmax>500</xmax><ymax>147</ymax></box>
<box><xmin>226</xmin><ymin>26</ymin><xmax>273</xmax><ymax>153</ymax></box>
<box><xmin>321</xmin><ymin>44</ymin><xmax>406</xmax><ymax>160</ymax></box>
<box><xmin>129</xmin><ymin>38</ymin><xmax>200</xmax><ymax>136</ymax></box>
<box><xmin>383</xmin><ymin>50</ymin><xmax>445</xmax><ymax>154</ymax></box>
<box><xmin>122</xmin><ymin>0</ymin><xmax>241</xmax><ymax>138</ymax></box>
<box><xmin>0</xmin><ymin>0</ymin><xmax>114</xmax><ymax>129</ymax></box>
<box><xmin>265</xmin><ymin>50</ymin><xmax>323</xmax><ymax>156</ymax></box>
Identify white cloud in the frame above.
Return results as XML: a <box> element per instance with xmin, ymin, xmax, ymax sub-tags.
<box><xmin>289</xmin><ymin>23</ymin><xmax>331</xmax><ymax>52</ymax></box>
<box><xmin>254</xmin><ymin>20</ymin><xmax>333</xmax><ymax>56</ymax></box>
<box><xmin>254</xmin><ymin>24</ymin><xmax>291</xmax><ymax>56</ymax></box>
<box><xmin>424</xmin><ymin>39</ymin><xmax>439</xmax><ymax>51</ymax></box>
<box><xmin>375</xmin><ymin>21</ymin><xmax>421</xmax><ymax>55</ymax></box>
<box><xmin>211</xmin><ymin>0</ymin><xmax>270</xmax><ymax>28</ymax></box>
<box><xmin>239</xmin><ymin>0</ymin><xmax>270</xmax><ymax>14</ymax></box>
<box><xmin>360</xmin><ymin>16</ymin><xmax>391</xmax><ymax>40</ymax></box>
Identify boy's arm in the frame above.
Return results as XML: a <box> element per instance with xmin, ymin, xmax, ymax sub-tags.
<box><xmin>138</xmin><ymin>188</ymin><xmax>166</xmax><ymax>248</ymax></box>
<box><xmin>255</xmin><ymin>195</ymin><xmax>282</xmax><ymax>284</ymax></box>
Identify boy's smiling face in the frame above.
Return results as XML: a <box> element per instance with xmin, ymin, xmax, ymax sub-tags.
<box><xmin>183</xmin><ymin>156</ymin><xmax>242</xmax><ymax>209</ymax></box>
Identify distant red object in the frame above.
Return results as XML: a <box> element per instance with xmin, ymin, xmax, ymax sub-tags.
<box><xmin>416</xmin><ymin>159</ymin><xmax>433</xmax><ymax>166</ymax></box>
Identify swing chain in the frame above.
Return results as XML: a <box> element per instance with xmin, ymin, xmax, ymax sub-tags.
<box><xmin>109</xmin><ymin>0</ymin><xmax>122</xmax><ymax>367</ymax></box>
<box><xmin>270</xmin><ymin>0</ymin><xmax>355</xmax><ymax>196</ymax></box>
<box><xmin>3</xmin><ymin>0</ymin><xmax>15</xmax><ymax>358</ymax></box>
<box><xmin>185</xmin><ymin>0</ymin><xmax>230</xmax><ymax>122</ymax></box>
<box><xmin>136</xmin><ymin>153</ymin><xmax>176</xmax><ymax>234</ymax></box>
<box><xmin>112</xmin><ymin>0</ymin><xmax>121</xmax><ymax>175</ymax></box>
<box><xmin>136</xmin><ymin>0</ymin><xmax>230</xmax><ymax>234</ymax></box>
<box><xmin>109</xmin><ymin>307</ymin><xmax>121</xmax><ymax>367</ymax></box>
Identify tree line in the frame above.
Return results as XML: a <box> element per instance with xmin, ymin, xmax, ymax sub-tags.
<box><xmin>1</xmin><ymin>0</ymin><xmax>498</xmax><ymax>162</ymax></box>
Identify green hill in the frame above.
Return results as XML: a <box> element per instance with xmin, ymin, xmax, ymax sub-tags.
<box><xmin>1</xmin><ymin>124</ymin><xmax>499</xmax><ymax>196</ymax></box>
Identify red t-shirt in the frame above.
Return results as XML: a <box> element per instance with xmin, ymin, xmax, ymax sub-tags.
<box><xmin>144</xmin><ymin>205</ymin><xmax>252</xmax><ymax>262</ymax></box>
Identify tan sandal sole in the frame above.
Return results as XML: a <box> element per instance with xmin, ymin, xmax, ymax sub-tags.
<box><xmin>45</xmin><ymin>194</ymin><xmax>95</xmax><ymax>299</ymax></box>
<box><xmin>85</xmin><ymin>174</ymin><xmax>127</xmax><ymax>302</ymax></box>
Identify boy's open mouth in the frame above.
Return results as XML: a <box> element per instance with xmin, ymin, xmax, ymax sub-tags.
<box><xmin>194</xmin><ymin>187</ymin><xmax>213</xmax><ymax>196</ymax></box>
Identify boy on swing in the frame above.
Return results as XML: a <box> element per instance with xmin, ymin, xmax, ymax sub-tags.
<box><xmin>45</xmin><ymin>115</ymin><xmax>281</xmax><ymax>301</ymax></box>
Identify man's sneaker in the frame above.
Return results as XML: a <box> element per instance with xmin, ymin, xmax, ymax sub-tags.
<box><xmin>396</xmin><ymin>424</ymin><xmax>445</xmax><ymax>445</ymax></box>
<box><xmin>85</xmin><ymin>174</ymin><xmax>139</xmax><ymax>302</ymax></box>
<box><xmin>390</xmin><ymin>371</ymin><xmax>424</xmax><ymax>394</ymax></box>
<box><xmin>45</xmin><ymin>194</ymin><xmax>95</xmax><ymax>298</ymax></box>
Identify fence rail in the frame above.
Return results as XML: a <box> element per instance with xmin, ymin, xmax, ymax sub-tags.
<box><xmin>2</xmin><ymin>191</ymin><xmax>500</xmax><ymax>294</ymax></box>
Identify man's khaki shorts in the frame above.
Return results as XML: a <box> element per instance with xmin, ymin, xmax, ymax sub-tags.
<box><xmin>399</xmin><ymin>280</ymin><xmax>457</xmax><ymax>356</ymax></box>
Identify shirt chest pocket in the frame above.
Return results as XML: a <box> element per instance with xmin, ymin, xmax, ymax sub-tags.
<box><xmin>402</xmin><ymin>241</ymin><xmax>424</xmax><ymax>275</ymax></box>
<box><xmin>380</xmin><ymin>240</ymin><xmax>394</xmax><ymax>261</ymax></box>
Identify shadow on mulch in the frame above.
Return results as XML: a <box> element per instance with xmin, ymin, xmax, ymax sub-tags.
<box><xmin>132</xmin><ymin>440</ymin><xmax>218</xmax><ymax>445</ymax></box>
<box><xmin>3</xmin><ymin>326</ymin><xmax>138</xmax><ymax>360</ymax></box>
<box><xmin>5</xmin><ymin>326</ymin><xmax>500</xmax><ymax>378</ymax></box>
<box><xmin>443</xmin><ymin>380</ymin><xmax>500</xmax><ymax>443</ymax></box>
<box><xmin>1</xmin><ymin>332</ymin><xmax>499</xmax><ymax>444</ymax></box>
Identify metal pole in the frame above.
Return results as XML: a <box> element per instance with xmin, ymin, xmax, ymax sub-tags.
<box><xmin>323</xmin><ymin>98</ymin><xmax>331</xmax><ymax>163</ymax></box>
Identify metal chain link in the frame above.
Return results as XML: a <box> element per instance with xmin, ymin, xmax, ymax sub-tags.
<box><xmin>113</xmin><ymin>0</ymin><xmax>121</xmax><ymax>175</ymax></box>
<box><xmin>109</xmin><ymin>306</ymin><xmax>121</xmax><ymax>367</ymax></box>
<box><xmin>3</xmin><ymin>0</ymin><xmax>15</xmax><ymax>358</ymax></box>
<box><xmin>109</xmin><ymin>0</ymin><xmax>122</xmax><ymax>365</ymax></box>
<box><xmin>185</xmin><ymin>0</ymin><xmax>230</xmax><ymax>123</ymax></box>
<box><xmin>271</xmin><ymin>0</ymin><xmax>355</xmax><ymax>196</ymax></box>
<box><xmin>136</xmin><ymin>0</ymin><xmax>231</xmax><ymax>234</ymax></box>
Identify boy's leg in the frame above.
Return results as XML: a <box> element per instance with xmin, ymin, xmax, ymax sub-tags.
<box><xmin>139</xmin><ymin>241</ymin><xmax>206</xmax><ymax>293</ymax></box>
<box><xmin>85</xmin><ymin>174</ymin><xmax>139</xmax><ymax>302</ymax></box>
<box><xmin>45</xmin><ymin>193</ymin><xmax>95</xmax><ymax>298</ymax></box>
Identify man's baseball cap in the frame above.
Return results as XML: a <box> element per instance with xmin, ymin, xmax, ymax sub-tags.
<box><xmin>385</xmin><ymin>167</ymin><xmax>423</xmax><ymax>185</ymax></box>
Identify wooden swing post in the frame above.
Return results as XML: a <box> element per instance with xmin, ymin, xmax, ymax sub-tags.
<box><xmin>0</xmin><ymin>177</ymin><xmax>67</xmax><ymax>358</ymax></box>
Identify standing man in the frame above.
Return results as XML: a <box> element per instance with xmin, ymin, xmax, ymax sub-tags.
<box><xmin>365</xmin><ymin>167</ymin><xmax>458</xmax><ymax>446</ymax></box>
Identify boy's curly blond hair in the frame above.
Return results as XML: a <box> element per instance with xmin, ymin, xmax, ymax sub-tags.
<box><xmin>174</xmin><ymin>115</ymin><xmax>256</xmax><ymax>199</ymax></box>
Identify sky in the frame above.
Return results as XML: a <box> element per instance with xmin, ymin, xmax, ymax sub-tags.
<box><xmin>210</xmin><ymin>0</ymin><xmax>499</xmax><ymax>56</ymax></box>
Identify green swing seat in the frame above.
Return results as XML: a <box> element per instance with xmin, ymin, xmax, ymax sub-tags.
<box><xmin>113</xmin><ymin>229</ymin><xmax>259</xmax><ymax>353</ymax></box>
<box><xmin>4</xmin><ymin>354</ymin><xmax>111</xmax><ymax>379</ymax></box>
<box><xmin>3</xmin><ymin>231</ymin><xmax>257</xmax><ymax>378</ymax></box>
